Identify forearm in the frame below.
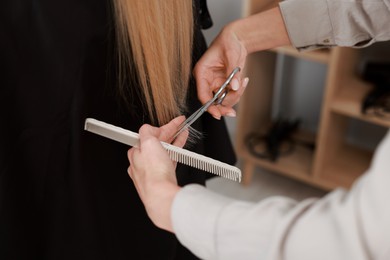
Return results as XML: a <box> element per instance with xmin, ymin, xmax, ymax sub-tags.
<box><xmin>228</xmin><ymin>6</ymin><xmax>291</xmax><ymax>54</ymax></box>
<box><xmin>171</xmin><ymin>184</ymin><xmax>301</xmax><ymax>259</ymax></box>
<box><xmin>143</xmin><ymin>181</ymin><xmax>181</xmax><ymax>232</ymax></box>
<box><xmin>172</xmin><ymin>131</ymin><xmax>390</xmax><ymax>260</ymax></box>
<box><xmin>226</xmin><ymin>0</ymin><xmax>390</xmax><ymax>54</ymax></box>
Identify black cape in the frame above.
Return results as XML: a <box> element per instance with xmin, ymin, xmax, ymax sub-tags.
<box><xmin>0</xmin><ymin>0</ymin><xmax>236</xmax><ymax>259</ymax></box>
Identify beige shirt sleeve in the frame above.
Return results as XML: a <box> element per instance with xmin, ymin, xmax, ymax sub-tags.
<box><xmin>279</xmin><ymin>0</ymin><xmax>390</xmax><ymax>51</ymax></box>
<box><xmin>172</xmin><ymin>130</ymin><xmax>390</xmax><ymax>260</ymax></box>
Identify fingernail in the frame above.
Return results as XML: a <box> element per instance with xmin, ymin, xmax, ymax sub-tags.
<box><xmin>243</xmin><ymin>77</ymin><xmax>249</xmax><ymax>88</ymax></box>
<box><xmin>226</xmin><ymin>111</ymin><xmax>236</xmax><ymax>117</ymax></box>
<box><xmin>212</xmin><ymin>114</ymin><xmax>221</xmax><ymax>120</ymax></box>
<box><xmin>231</xmin><ymin>78</ymin><xmax>239</xmax><ymax>91</ymax></box>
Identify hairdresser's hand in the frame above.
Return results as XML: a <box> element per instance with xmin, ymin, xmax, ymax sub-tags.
<box><xmin>195</xmin><ymin>7</ymin><xmax>291</xmax><ymax>120</ymax></box>
<box><xmin>127</xmin><ymin>116</ymin><xmax>188</xmax><ymax>232</ymax></box>
<box><xmin>194</xmin><ymin>24</ymin><xmax>249</xmax><ymax>120</ymax></box>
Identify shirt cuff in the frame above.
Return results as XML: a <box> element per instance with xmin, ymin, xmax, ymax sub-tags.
<box><xmin>279</xmin><ymin>0</ymin><xmax>335</xmax><ymax>51</ymax></box>
<box><xmin>171</xmin><ymin>184</ymin><xmax>233</xmax><ymax>260</ymax></box>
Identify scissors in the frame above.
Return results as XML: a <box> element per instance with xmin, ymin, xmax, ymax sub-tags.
<box><xmin>171</xmin><ymin>67</ymin><xmax>241</xmax><ymax>141</ymax></box>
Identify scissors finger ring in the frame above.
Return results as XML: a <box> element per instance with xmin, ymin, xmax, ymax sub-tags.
<box><xmin>215</xmin><ymin>89</ymin><xmax>228</xmax><ymax>105</ymax></box>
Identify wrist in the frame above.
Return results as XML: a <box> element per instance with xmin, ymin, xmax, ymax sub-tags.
<box><xmin>227</xmin><ymin>18</ymin><xmax>253</xmax><ymax>54</ymax></box>
<box><xmin>145</xmin><ymin>181</ymin><xmax>181</xmax><ymax>232</ymax></box>
<box><xmin>228</xmin><ymin>7</ymin><xmax>291</xmax><ymax>54</ymax></box>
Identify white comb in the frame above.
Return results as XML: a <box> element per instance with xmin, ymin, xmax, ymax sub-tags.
<box><xmin>84</xmin><ymin>118</ymin><xmax>241</xmax><ymax>182</ymax></box>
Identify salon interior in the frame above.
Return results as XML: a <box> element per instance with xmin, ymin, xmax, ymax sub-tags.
<box><xmin>207</xmin><ymin>0</ymin><xmax>390</xmax><ymax>202</ymax></box>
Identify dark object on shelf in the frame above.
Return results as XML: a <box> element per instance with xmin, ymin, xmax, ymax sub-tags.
<box><xmin>362</xmin><ymin>87</ymin><xmax>390</xmax><ymax>119</ymax></box>
<box><xmin>361</xmin><ymin>62</ymin><xmax>390</xmax><ymax>119</ymax></box>
<box><xmin>245</xmin><ymin>117</ymin><xmax>315</xmax><ymax>162</ymax></box>
<box><xmin>361</xmin><ymin>62</ymin><xmax>390</xmax><ymax>85</ymax></box>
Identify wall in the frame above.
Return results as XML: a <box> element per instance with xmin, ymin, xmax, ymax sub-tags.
<box><xmin>201</xmin><ymin>0</ymin><xmax>243</xmax><ymax>45</ymax></box>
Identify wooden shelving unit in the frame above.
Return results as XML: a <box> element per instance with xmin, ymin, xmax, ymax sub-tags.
<box><xmin>235</xmin><ymin>0</ymin><xmax>389</xmax><ymax>190</ymax></box>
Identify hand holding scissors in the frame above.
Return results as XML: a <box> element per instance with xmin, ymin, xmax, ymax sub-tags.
<box><xmin>193</xmin><ymin>25</ymin><xmax>249</xmax><ymax>120</ymax></box>
<box><xmin>171</xmin><ymin>67</ymin><xmax>241</xmax><ymax>141</ymax></box>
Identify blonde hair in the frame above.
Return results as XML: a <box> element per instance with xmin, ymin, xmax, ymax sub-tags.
<box><xmin>113</xmin><ymin>0</ymin><xmax>194</xmax><ymax>125</ymax></box>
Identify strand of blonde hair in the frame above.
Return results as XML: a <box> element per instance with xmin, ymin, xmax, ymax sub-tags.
<box><xmin>113</xmin><ymin>0</ymin><xmax>193</xmax><ymax>125</ymax></box>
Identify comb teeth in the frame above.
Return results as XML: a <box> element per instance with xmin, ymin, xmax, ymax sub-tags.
<box><xmin>163</xmin><ymin>143</ymin><xmax>241</xmax><ymax>182</ymax></box>
<box><xmin>84</xmin><ymin>118</ymin><xmax>242</xmax><ymax>182</ymax></box>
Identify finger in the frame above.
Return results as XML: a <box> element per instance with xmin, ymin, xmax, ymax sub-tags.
<box><xmin>172</xmin><ymin>127</ymin><xmax>189</xmax><ymax>148</ymax></box>
<box><xmin>219</xmin><ymin>77</ymin><xmax>249</xmax><ymax>108</ymax></box>
<box><xmin>198</xmin><ymin>71</ymin><xmax>227</xmax><ymax>101</ymax></box>
<box><xmin>128</xmin><ymin>147</ymin><xmax>142</xmax><ymax>166</ymax></box>
<box><xmin>228</xmin><ymin>76</ymin><xmax>248</xmax><ymax>93</ymax></box>
<box><xmin>197</xmin><ymin>80</ymin><xmax>214</xmax><ymax>106</ymax></box>
<box><xmin>127</xmin><ymin>147</ymin><xmax>139</xmax><ymax>179</ymax></box>
<box><xmin>207</xmin><ymin>105</ymin><xmax>222</xmax><ymax>120</ymax></box>
<box><xmin>213</xmin><ymin>77</ymin><xmax>248</xmax><ymax>117</ymax></box>
<box><xmin>230</xmin><ymin>77</ymin><xmax>240</xmax><ymax>91</ymax></box>
<box><xmin>218</xmin><ymin>89</ymin><xmax>242</xmax><ymax>108</ymax></box>
<box><xmin>138</xmin><ymin>124</ymin><xmax>160</xmax><ymax>145</ymax></box>
<box><xmin>141</xmin><ymin>136</ymin><xmax>176</xmax><ymax>170</ymax></box>
<box><xmin>195</xmin><ymin>69</ymin><xmax>215</xmax><ymax>105</ymax></box>
<box><xmin>193</xmin><ymin>58</ymin><xmax>209</xmax><ymax>79</ymax></box>
<box><xmin>158</xmin><ymin>116</ymin><xmax>186</xmax><ymax>142</ymax></box>
<box><xmin>127</xmin><ymin>166</ymin><xmax>133</xmax><ymax>180</ymax></box>
<box><xmin>127</xmin><ymin>148</ymin><xmax>134</xmax><ymax>163</ymax></box>
<box><xmin>225</xmin><ymin>48</ymin><xmax>246</xmax><ymax>83</ymax></box>
<box><xmin>218</xmin><ymin>106</ymin><xmax>236</xmax><ymax>117</ymax></box>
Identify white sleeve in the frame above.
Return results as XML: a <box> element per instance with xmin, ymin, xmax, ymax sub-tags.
<box><xmin>171</xmin><ymin>130</ymin><xmax>390</xmax><ymax>260</ymax></box>
<box><xmin>279</xmin><ymin>0</ymin><xmax>390</xmax><ymax>51</ymax></box>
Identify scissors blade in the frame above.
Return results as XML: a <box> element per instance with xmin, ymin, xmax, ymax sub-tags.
<box><xmin>171</xmin><ymin>67</ymin><xmax>241</xmax><ymax>141</ymax></box>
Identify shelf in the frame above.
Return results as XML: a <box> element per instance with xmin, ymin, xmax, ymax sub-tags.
<box><xmin>240</xmin><ymin>146</ymin><xmax>313</xmax><ymax>183</ymax></box>
<box><xmin>237</xmin><ymin>0</ymin><xmax>383</xmax><ymax>191</ymax></box>
<box><xmin>270</xmin><ymin>46</ymin><xmax>330</xmax><ymax>64</ymax></box>
<box><xmin>241</xmin><ymin>136</ymin><xmax>372</xmax><ymax>190</ymax></box>
<box><xmin>239</xmin><ymin>129</ymin><xmax>316</xmax><ymax>186</ymax></box>
<box><xmin>330</xmin><ymin>77</ymin><xmax>390</xmax><ymax>128</ymax></box>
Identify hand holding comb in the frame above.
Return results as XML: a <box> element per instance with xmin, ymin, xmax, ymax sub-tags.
<box><xmin>84</xmin><ymin>118</ymin><xmax>241</xmax><ymax>182</ymax></box>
